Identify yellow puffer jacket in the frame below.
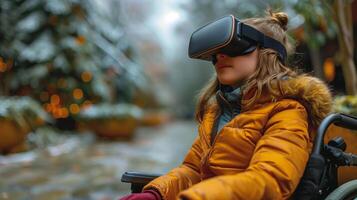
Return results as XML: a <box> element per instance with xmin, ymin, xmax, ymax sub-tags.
<box><xmin>143</xmin><ymin>76</ymin><xmax>332</xmax><ymax>200</ymax></box>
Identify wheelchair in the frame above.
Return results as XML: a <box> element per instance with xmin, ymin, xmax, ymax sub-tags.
<box><xmin>121</xmin><ymin>113</ymin><xmax>357</xmax><ymax>200</ymax></box>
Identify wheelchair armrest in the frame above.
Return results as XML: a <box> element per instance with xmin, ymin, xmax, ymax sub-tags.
<box><xmin>121</xmin><ymin>171</ymin><xmax>162</xmax><ymax>193</ymax></box>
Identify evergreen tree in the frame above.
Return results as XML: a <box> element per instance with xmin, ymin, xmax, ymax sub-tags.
<box><xmin>0</xmin><ymin>0</ymin><xmax>148</xmax><ymax>121</ymax></box>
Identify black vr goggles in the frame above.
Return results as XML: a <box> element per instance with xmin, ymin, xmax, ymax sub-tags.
<box><xmin>188</xmin><ymin>15</ymin><xmax>287</xmax><ymax>63</ymax></box>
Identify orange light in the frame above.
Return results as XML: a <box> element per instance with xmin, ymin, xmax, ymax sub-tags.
<box><xmin>57</xmin><ymin>78</ymin><xmax>67</xmax><ymax>88</ymax></box>
<box><xmin>50</xmin><ymin>94</ymin><xmax>60</xmax><ymax>105</ymax></box>
<box><xmin>61</xmin><ymin>108</ymin><xmax>69</xmax><ymax>118</ymax></box>
<box><xmin>69</xmin><ymin>104</ymin><xmax>80</xmax><ymax>114</ymax></box>
<box><xmin>53</xmin><ymin>109</ymin><xmax>61</xmax><ymax>118</ymax></box>
<box><xmin>40</xmin><ymin>92</ymin><xmax>49</xmax><ymax>102</ymax></box>
<box><xmin>51</xmin><ymin>106</ymin><xmax>57</xmax><ymax>113</ymax></box>
<box><xmin>0</xmin><ymin>57</ymin><xmax>7</xmax><ymax>72</ymax></box>
<box><xmin>81</xmin><ymin>71</ymin><xmax>92</xmax><ymax>82</ymax></box>
<box><xmin>294</xmin><ymin>27</ymin><xmax>304</xmax><ymax>41</ymax></box>
<box><xmin>73</xmin><ymin>88</ymin><xmax>83</xmax><ymax>100</ymax></box>
<box><xmin>323</xmin><ymin>58</ymin><xmax>335</xmax><ymax>82</ymax></box>
<box><xmin>75</xmin><ymin>35</ymin><xmax>86</xmax><ymax>45</ymax></box>
<box><xmin>82</xmin><ymin>100</ymin><xmax>92</xmax><ymax>109</ymax></box>
<box><xmin>45</xmin><ymin>103</ymin><xmax>52</xmax><ymax>112</ymax></box>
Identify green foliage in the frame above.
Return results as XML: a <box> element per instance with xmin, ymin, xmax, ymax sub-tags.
<box><xmin>292</xmin><ymin>0</ymin><xmax>337</xmax><ymax>49</ymax></box>
<box><xmin>334</xmin><ymin>96</ymin><xmax>357</xmax><ymax>116</ymax></box>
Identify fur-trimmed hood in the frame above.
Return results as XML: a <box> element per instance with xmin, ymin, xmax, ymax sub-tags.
<box><xmin>242</xmin><ymin>75</ymin><xmax>333</xmax><ymax>129</ymax></box>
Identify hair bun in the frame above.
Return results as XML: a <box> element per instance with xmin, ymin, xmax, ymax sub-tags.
<box><xmin>268</xmin><ymin>10</ymin><xmax>288</xmax><ymax>31</ymax></box>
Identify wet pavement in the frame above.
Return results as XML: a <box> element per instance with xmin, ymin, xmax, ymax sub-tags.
<box><xmin>0</xmin><ymin>120</ymin><xmax>197</xmax><ymax>200</ymax></box>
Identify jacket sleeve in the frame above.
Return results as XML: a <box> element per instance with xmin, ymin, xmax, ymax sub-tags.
<box><xmin>143</xmin><ymin>136</ymin><xmax>204</xmax><ymax>200</ymax></box>
<box><xmin>178</xmin><ymin>102</ymin><xmax>311</xmax><ymax>200</ymax></box>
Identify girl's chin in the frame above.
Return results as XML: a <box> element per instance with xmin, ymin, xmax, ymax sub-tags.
<box><xmin>218</xmin><ymin>76</ymin><xmax>243</xmax><ymax>86</ymax></box>
<box><xmin>218</xmin><ymin>79</ymin><xmax>236</xmax><ymax>86</ymax></box>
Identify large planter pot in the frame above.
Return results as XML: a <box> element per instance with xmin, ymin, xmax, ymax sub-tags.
<box><xmin>140</xmin><ymin>110</ymin><xmax>171</xmax><ymax>126</ymax></box>
<box><xmin>0</xmin><ymin>119</ymin><xmax>29</xmax><ymax>154</ymax></box>
<box><xmin>0</xmin><ymin>96</ymin><xmax>52</xmax><ymax>154</ymax></box>
<box><xmin>325</xmin><ymin>124</ymin><xmax>357</xmax><ymax>185</ymax></box>
<box><xmin>78</xmin><ymin>117</ymin><xmax>138</xmax><ymax>139</ymax></box>
<box><xmin>78</xmin><ymin>103</ymin><xmax>143</xmax><ymax>139</ymax></box>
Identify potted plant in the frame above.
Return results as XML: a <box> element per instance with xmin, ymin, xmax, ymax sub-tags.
<box><xmin>78</xmin><ymin>103</ymin><xmax>143</xmax><ymax>139</ymax></box>
<box><xmin>0</xmin><ymin>97</ymin><xmax>52</xmax><ymax>154</ymax></box>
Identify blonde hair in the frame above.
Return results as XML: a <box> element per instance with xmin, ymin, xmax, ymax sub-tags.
<box><xmin>195</xmin><ymin>10</ymin><xmax>299</xmax><ymax>123</ymax></box>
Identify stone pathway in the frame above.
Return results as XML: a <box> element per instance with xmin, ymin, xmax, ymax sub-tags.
<box><xmin>0</xmin><ymin>120</ymin><xmax>197</xmax><ymax>200</ymax></box>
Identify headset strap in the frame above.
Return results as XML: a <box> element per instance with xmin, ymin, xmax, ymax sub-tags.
<box><xmin>240</xmin><ymin>23</ymin><xmax>287</xmax><ymax>62</ymax></box>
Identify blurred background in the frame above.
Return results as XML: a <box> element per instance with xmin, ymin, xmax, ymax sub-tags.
<box><xmin>0</xmin><ymin>0</ymin><xmax>357</xmax><ymax>199</ymax></box>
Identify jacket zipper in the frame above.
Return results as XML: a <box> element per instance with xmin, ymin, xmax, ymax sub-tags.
<box><xmin>212</xmin><ymin>92</ymin><xmax>241</xmax><ymax>146</ymax></box>
<box><xmin>201</xmin><ymin>118</ymin><xmax>230</xmax><ymax>169</ymax></box>
<box><xmin>200</xmin><ymin>87</ymin><xmax>244</xmax><ymax>172</ymax></box>
<box><xmin>201</xmin><ymin>96</ymin><xmax>244</xmax><ymax>170</ymax></box>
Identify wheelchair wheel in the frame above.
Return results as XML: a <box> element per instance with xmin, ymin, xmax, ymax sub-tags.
<box><xmin>325</xmin><ymin>180</ymin><xmax>357</xmax><ymax>200</ymax></box>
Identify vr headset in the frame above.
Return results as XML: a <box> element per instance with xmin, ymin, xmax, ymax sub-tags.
<box><xmin>188</xmin><ymin>15</ymin><xmax>287</xmax><ymax>64</ymax></box>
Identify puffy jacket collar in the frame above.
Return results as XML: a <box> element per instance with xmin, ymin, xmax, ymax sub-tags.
<box><xmin>241</xmin><ymin>75</ymin><xmax>333</xmax><ymax>128</ymax></box>
<box><xmin>213</xmin><ymin>85</ymin><xmax>242</xmax><ymax>122</ymax></box>
<box><xmin>217</xmin><ymin>84</ymin><xmax>242</xmax><ymax>107</ymax></box>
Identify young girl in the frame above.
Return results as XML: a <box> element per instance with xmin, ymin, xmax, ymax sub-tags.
<box><xmin>121</xmin><ymin>10</ymin><xmax>332</xmax><ymax>200</ymax></box>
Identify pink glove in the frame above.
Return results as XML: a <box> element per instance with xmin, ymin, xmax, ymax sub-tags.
<box><xmin>120</xmin><ymin>190</ymin><xmax>161</xmax><ymax>200</ymax></box>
